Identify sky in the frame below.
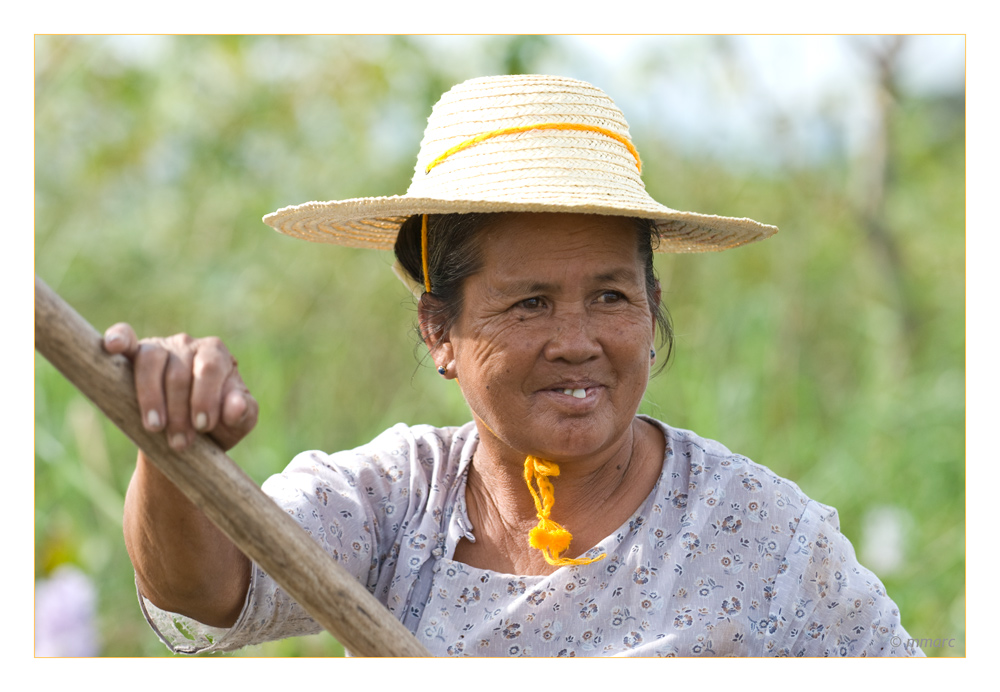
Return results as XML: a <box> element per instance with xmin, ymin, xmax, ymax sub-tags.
<box><xmin>574</xmin><ymin>35</ymin><xmax>965</xmax><ymax>168</ymax></box>
<box><xmin>55</xmin><ymin>34</ymin><xmax>969</xmax><ymax>176</ymax></box>
<box><xmin>407</xmin><ymin>35</ymin><xmax>965</xmax><ymax>171</ymax></box>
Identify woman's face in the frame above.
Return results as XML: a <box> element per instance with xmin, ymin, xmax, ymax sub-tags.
<box><xmin>437</xmin><ymin>212</ymin><xmax>658</xmax><ymax>462</ymax></box>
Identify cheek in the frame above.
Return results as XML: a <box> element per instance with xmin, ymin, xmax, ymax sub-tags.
<box><xmin>460</xmin><ymin>342</ymin><xmax>503</xmax><ymax>384</ymax></box>
<box><xmin>452</xmin><ymin>338</ymin><xmax>511</xmax><ymax>407</ymax></box>
<box><xmin>604</xmin><ymin>309</ymin><xmax>654</xmax><ymax>347</ymax></box>
<box><xmin>454</xmin><ymin>316</ymin><xmax>530</xmax><ymax>374</ymax></box>
<box><xmin>604</xmin><ymin>316</ymin><xmax>655</xmax><ymax>382</ymax></box>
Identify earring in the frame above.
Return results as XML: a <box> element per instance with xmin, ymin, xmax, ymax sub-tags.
<box><xmin>650</xmin><ymin>349</ymin><xmax>656</xmax><ymax>360</ymax></box>
<box><xmin>437</xmin><ymin>365</ymin><xmax>446</xmax><ymax>376</ymax></box>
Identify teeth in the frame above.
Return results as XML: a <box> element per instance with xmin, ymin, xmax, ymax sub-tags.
<box><xmin>561</xmin><ymin>388</ymin><xmax>587</xmax><ymax>399</ymax></box>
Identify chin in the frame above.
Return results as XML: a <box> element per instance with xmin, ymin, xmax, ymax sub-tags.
<box><xmin>522</xmin><ymin>419</ymin><xmax>623</xmax><ymax>461</ymax></box>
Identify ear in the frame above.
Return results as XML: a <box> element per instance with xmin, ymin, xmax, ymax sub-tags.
<box><xmin>418</xmin><ymin>295</ymin><xmax>455</xmax><ymax>375</ymax></box>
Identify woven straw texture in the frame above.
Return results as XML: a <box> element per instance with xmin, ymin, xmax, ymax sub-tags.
<box><xmin>263</xmin><ymin>75</ymin><xmax>777</xmax><ymax>253</ymax></box>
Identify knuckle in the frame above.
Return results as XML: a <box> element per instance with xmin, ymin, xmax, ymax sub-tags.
<box><xmin>135</xmin><ymin>340</ymin><xmax>159</xmax><ymax>355</ymax></box>
<box><xmin>201</xmin><ymin>335</ymin><xmax>225</xmax><ymax>351</ymax></box>
<box><xmin>167</xmin><ymin>332</ymin><xmax>194</xmax><ymax>349</ymax></box>
<box><xmin>194</xmin><ymin>355</ymin><xmax>224</xmax><ymax>379</ymax></box>
<box><xmin>134</xmin><ymin>342</ymin><xmax>167</xmax><ymax>370</ymax></box>
<box><xmin>137</xmin><ymin>339</ymin><xmax>168</xmax><ymax>357</ymax></box>
<box><xmin>226</xmin><ymin>374</ymin><xmax>246</xmax><ymax>393</ymax></box>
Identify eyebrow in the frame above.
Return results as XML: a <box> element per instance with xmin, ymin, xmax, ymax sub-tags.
<box><xmin>495</xmin><ymin>267</ymin><xmax>641</xmax><ymax>296</ymax></box>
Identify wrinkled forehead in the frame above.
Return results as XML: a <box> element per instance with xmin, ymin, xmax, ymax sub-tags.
<box><xmin>471</xmin><ymin>213</ymin><xmax>647</xmax><ymax>290</ymax></box>
<box><xmin>475</xmin><ymin>212</ymin><xmax>645</xmax><ymax>264</ymax></box>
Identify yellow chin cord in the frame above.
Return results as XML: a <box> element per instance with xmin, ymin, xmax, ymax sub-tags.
<box><xmin>423</xmin><ymin>214</ymin><xmax>603</xmax><ymax>568</ymax></box>
<box><xmin>523</xmin><ymin>455</ymin><xmax>604</xmax><ymax>567</ymax></box>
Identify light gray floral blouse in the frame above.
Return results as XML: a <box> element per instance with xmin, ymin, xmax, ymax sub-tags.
<box><xmin>141</xmin><ymin>418</ymin><xmax>921</xmax><ymax>657</ymax></box>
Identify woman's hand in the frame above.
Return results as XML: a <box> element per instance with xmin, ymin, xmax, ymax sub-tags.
<box><xmin>103</xmin><ymin>323</ymin><xmax>258</xmax><ymax>452</ymax></box>
<box><xmin>105</xmin><ymin>323</ymin><xmax>256</xmax><ymax>625</ymax></box>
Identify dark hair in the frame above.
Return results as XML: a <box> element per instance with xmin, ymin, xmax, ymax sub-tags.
<box><xmin>394</xmin><ymin>213</ymin><xmax>674</xmax><ymax>370</ymax></box>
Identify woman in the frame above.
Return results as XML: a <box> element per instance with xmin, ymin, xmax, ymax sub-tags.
<box><xmin>108</xmin><ymin>75</ymin><xmax>919</xmax><ymax>656</ymax></box>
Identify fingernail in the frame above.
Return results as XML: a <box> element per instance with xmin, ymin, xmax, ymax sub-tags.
<box><xmin>169</xmin><ymin>433</ymin><xmax>187</xmax><ymax>450</ymax></box>
<box><xmin>105</xmin><ymin>333</ymin><xmax>122</xmax><ymax>348</ymax></box>
<box><xmin>194</xmin><ymin>412</ymin><xmax>208</xmax><ymax>431</ymax></box>
<box><xmin>146</xmin><ymin>410</ymin><xmax>161</xmax><ymax>429</ymax></box>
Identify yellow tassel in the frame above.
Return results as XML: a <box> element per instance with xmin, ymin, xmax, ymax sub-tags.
<box><xmin>469</xmin><ymin>416</ymin><xmax>605</xmax><ymax>567</ymax></box>
<box><xmin>529</xmin><ymin>524</ymin><xmax>572</xmax><ymax>555</ymax></box>
<box><xmin>523</xmin><ymin>455</ymin><xmax>605</xmax><ymax>567</ymax></box>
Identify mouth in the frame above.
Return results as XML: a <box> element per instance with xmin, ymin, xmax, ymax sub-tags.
<box><xmin>541</xmin><ymin>381</ymin><xmax>604</xmax><ymax>403</ymax></box>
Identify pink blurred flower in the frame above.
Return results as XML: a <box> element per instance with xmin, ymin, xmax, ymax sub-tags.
<box><xmin>35</xmin><ymin>565</ymin><xmax>99</xmax><ymax>657</ymax></box>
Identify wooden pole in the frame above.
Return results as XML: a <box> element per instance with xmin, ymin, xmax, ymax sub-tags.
<box><xmin>34</xmin><ymin>275</ymin><xmax>431</xmax><ymax>657</ymax></box>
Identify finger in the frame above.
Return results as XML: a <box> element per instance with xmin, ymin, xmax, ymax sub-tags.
<box><xmin>189</xmin><ymin>338</ymin><xmax>232</xmax><ymax>432</ymax></box>
<box><xmin>134</xmin><ymin>341</ymin><xmax>169</xmax><ymax>432</ymax></box>
<box><xmin>104</xmin><ymin>322</ymin><xmax>139</xmax><ymax>357</ymax></box>
<box><xmin>163</xmin><ymin>341</ymin><xmax>196</xmax><ymax>450</ymax></box>
<box><xmin>221</xmin><ymin>387</ymin><xmax>255</xmax><ymax>429</ymax></box>
<box><xmin>213</xmin><ymin>388</ymin><xmax>258</xmax><ymax>452</ymax></box>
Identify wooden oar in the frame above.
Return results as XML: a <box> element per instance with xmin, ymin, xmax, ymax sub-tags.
<box><xmin>34</xmin><ymin>275</ymin><xmax>431</xmax><ymax>657</ymax></box>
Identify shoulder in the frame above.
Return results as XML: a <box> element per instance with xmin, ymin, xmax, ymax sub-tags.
<box><xmin>634</xmin><ymin>417</ymin><xmax>916</xmax><ymax>656</ymax></box>
<box><xmin>640</xmin><ymin>415</ymin><xmax>818</xmax><ymax>521</ymax></box>
<box><xmin>637</xmin><ymin>416</ymin><xmax>842</xmax><ymax>591</ymax></box>
<box><xmin>346</xmin><ymin>421</ymin><xmax>475</xmax><ymax>458</ymax></box>
<box><xmin>284</xmin><ymin>422</ymin><xmax>477</xmax><ymax>476</ymax></box>
<box><xmin>261</xmin><ymin>421</ymin><xmax>478</xmax><ymax>521</ymax></box>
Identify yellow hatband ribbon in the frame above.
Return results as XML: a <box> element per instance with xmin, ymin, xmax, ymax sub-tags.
<box><xmin>424</xmin><ymin>122</ymin><xmax>642</xmax><ymax>175</ymax></box>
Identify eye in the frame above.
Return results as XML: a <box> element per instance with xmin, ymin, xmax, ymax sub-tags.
<box><xmin>518</xmin><ymin>296</ymin><xmax>547</xmax><ymax>310</ymax></box>
<box><xmin>596</xmin><ymin>290</ymin><xmax>624</xmax><ymax>304</ymax></box>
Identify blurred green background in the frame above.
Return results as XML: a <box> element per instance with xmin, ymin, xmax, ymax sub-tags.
<box><xmin>34</xmin><ymin>35</ymin><xmax>965</xmax><ymax>657</ymax></box>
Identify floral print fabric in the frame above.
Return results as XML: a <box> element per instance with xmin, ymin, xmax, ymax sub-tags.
<box><xmin>142</xmin><ymin>418</ymin><xmax>921</xmax><ymax>657</ymax></box>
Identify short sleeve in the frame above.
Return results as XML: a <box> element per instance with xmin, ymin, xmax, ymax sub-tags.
<box><xmin>138</xmin><ymin>424</ymin><xmax>429</xmax><ymax>654</ymax></box>
<box><xmin>770</xmin><ymin>500</ymin><xmax>923</xmax><ymax>657</ymax></box>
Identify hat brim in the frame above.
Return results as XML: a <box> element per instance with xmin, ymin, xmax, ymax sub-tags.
<box><xmin>263</xmin><ymin>194</ymin><xmax>777</xmax><ymax>254</ymax></box>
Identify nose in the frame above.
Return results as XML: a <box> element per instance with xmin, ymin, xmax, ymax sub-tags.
<box><xmin>541</xmin><ymin>305</ymin><xmax>602</xmax><ymax>364</ymax></box>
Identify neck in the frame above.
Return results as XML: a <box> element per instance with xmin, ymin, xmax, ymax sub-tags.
<box><xmin>463</xmin><ymin>416</ymin><xmax>662</xmax><ymax>573</ymax></box>
<box><xmin>476</xmin><ymin>416</ymin><xmax>637</xmax><ymax>508</ymax></box>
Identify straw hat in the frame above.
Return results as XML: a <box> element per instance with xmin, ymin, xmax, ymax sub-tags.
<box><xmin>263</xmin><ymin>74</ymin><xmax>777</xmax><ymax>253</ymax></box>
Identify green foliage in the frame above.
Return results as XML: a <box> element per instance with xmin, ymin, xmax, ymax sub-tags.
<box><xmin>35</xmin><ymin>36</ymin><xmax>964</xmax><ymax>657</ymax></box>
